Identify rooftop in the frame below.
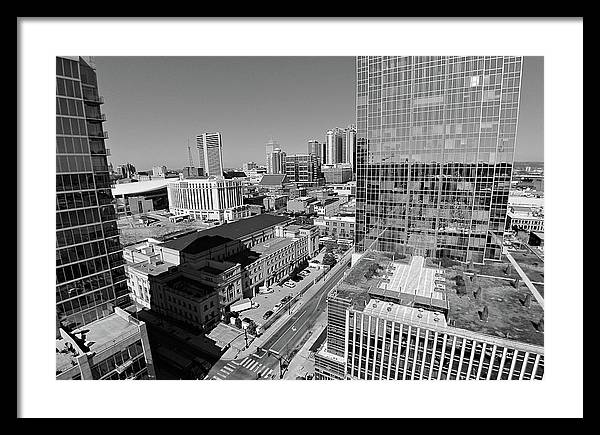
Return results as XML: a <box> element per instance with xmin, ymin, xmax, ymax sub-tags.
<box><xmin>258</xmin><ymin>174</ymin><xmax>288</xmax><ymax>186</ymax></box>
<box><xmin>156</xmin><ymin>214</ymin><xmax>291</xmax><ymax>252</ymax></box>
<box><xmin>111</xmin><ymin>178</ymin><xmax>170</xmax><ymax>196</ymax></box>
<box><xmin>251</xmin><ymin>237</ymin><xmax>296</xmax><ymax>256</ymax></box>
<box><xmin>130</xmin><ymin>260</ymin><xmax>173</xmax><ymax>276</ymax></box>
<box><xmin>71</xmin><ymin>310</ymin><xmax>140</xmax><ymax>354</ymax></box>
<box><xmin>166</xmin><ymin>275</ymin><xmax>216</xmax><ymax>299</ymax></box>
<box><xmin>161</xmin><ymin>234</ymin><xmax>235</xmax><ymax>254</ymax></box>
<box><xmin>336</xmin><ymin>251</ymin><xmax>544</xmax><ymax>348</ymax></box>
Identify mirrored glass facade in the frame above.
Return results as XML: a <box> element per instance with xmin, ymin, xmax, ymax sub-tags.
<box><xmin>355</xmin><ymin>56</ymin><xmax>523</xmax><ymax>262</ymax></box>
<box><xmin>56</xmin><ymin>56</ymin><xmax>129</xmax><ymax>330</ymax></box>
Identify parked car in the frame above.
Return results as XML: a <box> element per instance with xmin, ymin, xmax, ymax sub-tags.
<box><xmin>281</xmin><ymin>295</ymin><xmax>292</xmax><ymax>303</ymax></box>
<box><xmin>284</xmin><ymin>281</ymin><xmax>296</xmax><ymax>288</ymax></box>
<box><xmin>263</xmin><ymin>310</ymin><xmax>274</xmax><ymax>320</ymax></box>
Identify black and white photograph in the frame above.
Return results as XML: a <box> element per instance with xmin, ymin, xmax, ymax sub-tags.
<box><xmin>17</xmin><ymin>18</ymin><xmax>583</xmax><ymax>419</ymax></box>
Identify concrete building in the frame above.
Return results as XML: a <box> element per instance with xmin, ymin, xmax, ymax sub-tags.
<box><xmin>287</xmin><ymin>196</ymin><xmax>319</xmax><ymax>215</ymax></box>
<box><xmin>314</xmin><ymin>215</ymin><xmax>356</xmax><ymax>240</ymax></box>
<box><xmin>266</xmin><ymin>141</ymin><xmax>286</xmax><ymax>175</ymax></box>
<box><xmin>111</xmin><ymin>178</ymin><xmax>170</xmax><ymax>217</ymax></box>
<box><xmin>263</xmin><ymin>194</ymin><xmax>288</xmax><ymax>211</ymax></box>
<box><xmin>322</xmin><ymin>163</ymin><xmax>353</xmax><ymax>184</ymax></box>
<box><xmin>197</xmin><ymin>132</ymin><xmax>224</xmax><ymax>177</ymax></box>
<box><xmin>285</xmin><ymin>153</ymin><xmax>323</xmax><ymax>186</ymax></box>
<box><xmin>123</xmin><ymin>215</ymin><xmax>316</xmax><ymax>310</ymax></box>
<box><xmin>167</xmin><ymin>177</ymin><xmax>250</xmax><ymax>223</ymax></box>
<box><xmin>56</xmin><ymin>307</ymin><xmax>155</xmax><ymax>380</ymax></box>
<box><xmin>151</xmin><ymin>267</ymin><xmax>221</xmax><ymax>330</ymax></box>
<box><xmin>506</xmin><ymin>209</ymin><xmax>544</xmax><ymax>233</ymax></box>
<box><xmin>152</xmin><ymin>165</ymin><xmax>167</xmax><ymax>177</ymax></box>
<box><xmin>308</xmin><ymin>140</ymin><xmax>326</xmax><ymax>164</ymax></box>
<box><xmin>315</xmin><ymin>253</ymin><xmax>544</xmax><ymax>380</ymax></box>
<box><xmin>243</xmin><ymin>161</ymin><xmax>258</xmax><ymax>172</ymax></box>
<box><xmin>315</xmin><ymin>198</ymin><xmax>341</xmax><ymax>217</ymax></box>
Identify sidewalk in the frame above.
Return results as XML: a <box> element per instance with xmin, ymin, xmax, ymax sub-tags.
<box><xmin>283</xmin><ymin>310</ymin><xmax>327</xmax><ymax>379</ymax></box>
<box><xmin>220</xmin><ymin>266</ymin><xmax>333</xmax><ymax>361</ymax></box>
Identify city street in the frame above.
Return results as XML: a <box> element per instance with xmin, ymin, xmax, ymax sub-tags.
<box><xmin>205</xmin><ymin>252</ymin><xmax>351</xmax><ymax>380</ymax></box>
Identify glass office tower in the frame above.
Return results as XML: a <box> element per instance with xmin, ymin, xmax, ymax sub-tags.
<box><xmin>56</xmin><ymin>56</ymin><xmax>129</xmax><ymax>329</ymax></box>
<box><xmin>197</xmin><ymin>132</ymin><xmax>225</xmax><ymax>177</ymax></box>
<box><xmin>355</xmin><ymin>56</ymin><xmax>523</xmax><ymax>262</ymax></box>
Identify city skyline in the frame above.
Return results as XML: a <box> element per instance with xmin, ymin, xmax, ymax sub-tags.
<box><xmin>94</xmin><ymin>56</ymin><xmax>544</xmax><ymax>170</ymax></box>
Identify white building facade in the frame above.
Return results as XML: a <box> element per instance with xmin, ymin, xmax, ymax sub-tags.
<box><xmin>167</xmin><ymin>177</ymin><xmax>250</xmax><ymax>223</ymax></box>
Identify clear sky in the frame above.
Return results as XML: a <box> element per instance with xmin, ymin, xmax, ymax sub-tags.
<box><xmin>95</xmin><ymin>56</ymin><xmax>543</xmax><ymax>171</ymax></box>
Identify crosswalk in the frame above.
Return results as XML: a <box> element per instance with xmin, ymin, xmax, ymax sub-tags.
<box><xmin>210</xmin><ymin>356</ymin><xmax>275</xmax><ymax>380</ymax></box>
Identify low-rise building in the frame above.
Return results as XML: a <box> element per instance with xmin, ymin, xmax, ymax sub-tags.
<box><xmin>56</xmin><ymin>307</ymin><xmax>155</xmax><ymax>380</ymax></box>
<box><xmin>151</xmin><ymin>268</ymin><xmax>221</xmax><ymax>330</ymax></box>
<box><xmin>314</xmin><ymin>215</ymin><xmax>355</xmax><ymax>240</ymax></box>
<box><xmin>287</xmin><ymin>196</ymin><xmax>319</xmax><ymax>215</ymax></box>
<box><xmin>506</xmin><ymin>209</ymin><xmax>544</xmax><ymax>233</ymax></box>
<box><xmin>322</xmin><ymin>163</ymin><xmax>353</xmax><ymax>184</ymax></box>
<box><xmin>315</xmin><ymin>198</ymin><xmax>340</xmax><ymax>217</ymax></box>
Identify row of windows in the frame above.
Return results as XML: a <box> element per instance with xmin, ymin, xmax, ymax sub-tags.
<box><xmin>57</xmin><ymin>77</ymin><xmax>82</xmax><ymax>99</ymax></box>
<box><xmin>56</xmin><ymin>208</ymin><xmax>101</xmax><ymax>230</ymax></box>
<box><xmin>56</xmin><ymin>155</ymin><xmax>92</xmax><ymax>173</ymax></box>
<box><xmin>56</xmin><ymin>173</ymin><xmax>96</xmax><ymax>192</ymax></box>
<box><xmin>56</xmin><ymin>57</ymin><xmax>80</xmax><ymax>79</ymax></box>
<box><xmin>57</xmin><ymin>240</ymin><xmax>107</xmax><ymax>267</ymax></box>
<box><xmin>56</xmin><ymin>116</ymin><xmax>88</xmax><ymax>137</ymax></box>
<box><xmin>57</xmin><ymin>223</ymin><xmax>103</xmax><ymax>248</ymax></box>
<box><xmin>56</xmin><ymin>96</ymin><xmax>85</xmax><ymax>117</ymax></box>
<box><xmin>56</xmin><ymin>255</ymin><xmax>110</xmax><ymax>284</ymax></box>
<box><xmin>56</xmin><ymin>135</ymin><xmax>90</xmax><ymax>155</ymax></box>
<box><xmin>57</xmin><ymin>286</ymin><xmax>115</xmax><ymax>317</ymax></box>
<box><xmin>56</xmin><ymin>190</ymin><xmax>98</xmax><ymax>211</ymax></box>
<box><xmin>59</xmin><ymin>302</ymin><xmax>112</xmax><ymax>330</ymax></box>
<box><xmin>56</xmin><ymin>271</ymin><xmax>113</xmax><ymax>302</ymax></box>
<box><xmin>91</xmin><ymin>340</ymin><xmax>145</xmax><ymax>379</ymax></box>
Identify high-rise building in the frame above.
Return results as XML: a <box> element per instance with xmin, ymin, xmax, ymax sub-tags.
<box><xmin>197</xmin><ymin>132</ymin><xmax>224</xmax><ymax>177</ymax></box>
<box><xmin>56</xmin><ymin>56</ymin><xmax>130</xmax><ymax>328</ymax></box>
<box><xmin>243</xmin><ymin>161</ymin><xmax>258</xmax><ymax>172</ymax></box>
<box><xmin>355</xmin><ymin>56</ymin><xmax>523</xmax><ymax>262</ymax></box>
<box><xmin>285</xmin><ymin>153</ymin><xmax>322</xmax><ymax>186</ymax></box>
<box><xmin>326</xmin><ymin>128</ymin><xmax>344</xmax><ymax>165</ymax></box>
<box><xmin>345</xmin><ymin>125</ymin><xmax>357</xmax><ymax>170</ymax></box>
<box><xmin>308</xmin><ymin>140</ymin><xmax>326</xmax><ymax>164</ymax></box>
<box><xmin>56</xmin><ymin>56</ymin><xmax>154</xmax><ymax>380</ymax></box>
<box><xmin>117</xmin><ymin>162</ymin><xmax>136</xmax><ymax>179</ymax></box>
<box><xmin>152</xmin><ymin>165</ymin><xmax>167</xmax><ymax>177</ymax></box>
<box><xmin>326</xmin><ymin>126</ymin><xmax>356</xmax><ymax>167</ymax></box>
<box><xmin>266</xmin><ymin>141</ymin><xmax>286</xmax><ymax>174</ymax></box>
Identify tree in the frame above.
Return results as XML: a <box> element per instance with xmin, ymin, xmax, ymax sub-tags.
<box><xmin>322</xmin><ymin>253</ymin><xmax>337</xmax><ymax>267</ymax></box>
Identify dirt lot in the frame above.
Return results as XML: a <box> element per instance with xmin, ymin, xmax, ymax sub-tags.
<box><xmin>117</xmin><ymin>212</ymin><xmax>212</xmax><ymax>245</ymax></box>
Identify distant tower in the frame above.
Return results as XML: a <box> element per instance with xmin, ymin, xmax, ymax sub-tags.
<box><xmin>187</xmin><ymin>139</ymin><xmax>195</xmax><ymax>167</ymax></box>
<box><xmin>197</xmin><ymin>132</ymin><xmax>224</xmax><ymax>177</ymax></box>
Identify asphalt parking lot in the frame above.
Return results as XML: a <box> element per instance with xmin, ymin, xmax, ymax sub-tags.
<box><xmin>238</xmin><ymin>266</ymin><xmax>324</xmax><ymax>327</ymax></box>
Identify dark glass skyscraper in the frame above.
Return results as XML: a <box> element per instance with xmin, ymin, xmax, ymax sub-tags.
<box><xmin>355</xmin><ymin>56</ymin><xmax>523</xmax><ymax>262</ymax></box>
<box><xmin>56</xmin><ymin>56</ymin><xmax>129</xmax><ymax>329</ymax></box>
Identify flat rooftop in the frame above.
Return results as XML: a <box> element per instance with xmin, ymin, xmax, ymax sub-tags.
<box><xmin>71</xmin><ymin>312</ymin><xmax>139</xmax><ymax>353</ymax></box>
<box><xmin>337</xmin><ymin>251</ymin><xmax>544</xmax><ymax>348</ymax></box>
<box><xmin>166</xmin><ymin>275</ymin><xmax>215</xmax><ymax>299</ymax></box>
<box><xmin>363</xmin><ymin>299</ymin><xmax>447</xmax><ymax>327</ymax></box>
<box><xmin>251</xmin><ymin>237</ymin><xmax>296</xmax><ymax>256</ymax></box>
<box><xmin>130</xmin><ymin>260</ymin><xmax>173</xmax><ymax>276</ymax></box>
